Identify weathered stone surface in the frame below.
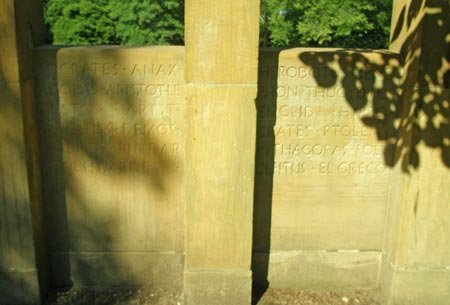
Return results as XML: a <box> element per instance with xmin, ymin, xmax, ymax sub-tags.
<box><xmin>50</xmin><ymin>252</ymin><xmax>184</xmax><ymax>288</ymax></box>
<box><xmin>5</xmin><ymin>3</ymin><xmax>448</xmax><ymax>305</ymax></box>
<box><xmin>184</xmin><ymin>271</ymin><xmax>252</xmax><ymax>305</ymax></box>
<box><xmin>0</xmin><ymin>269</ymin><xmax>40</xmax><ymax>305</ymax></box>
<box><xmin>0</xmin><ymin>0</ymin><xmax>20</xmax><ymax>83</ymax></box>
<box><xmin>0</xmin><ymin>1</ymin><xmax>47</xmax><ymax>303</ymax></box>
<box><xmin>184</xmin><ymin>86</ymin><xmax>256</xmax><ymax>271</ymax></box>
<box><xmin>380</xmin><ymin>255</ymin><xmax>450</xmax><ymax>305</ymax></box>
<box><xmin>184</xmin><ymin>1</ymin><xmax>259</xmax><ymax>84</ymax></box>
<box><xmin>254</xmin><ymin>251</ymin><xmax>379</xmax><ymax>290</ymax></box>
<box><xmin>33</xmin><ymin>46</ymin><xmax>185</xmax><ymax>287</ymax></box>
<box><xmin>184</xmin><ymin>1</ymin><xmax>260</xmax><ymax>305</ymax></box>
<box><xmin>380</xmin><ymin>1</ymin><xmax>450</xmax><ymax>304</ymax></box>
<box><xmin>254</xmin><ymin>48</ymin><xmax>400</xmax><ymax>255</ymax></box>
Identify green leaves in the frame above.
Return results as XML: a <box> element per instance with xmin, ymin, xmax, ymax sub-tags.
<box><xmin>262</xmin><ymin>0</ymin><xmax>392</xmax><ymax>48</ymax></box>
<box><xmin>49</xmin><ymin>0</ymin><xmax>115</xmax><ymax>45</ymax></box>
<box><xmin>45</xmin><ymin>0</ymin><xmax>184</xmax><ymax>45</ymax></box>
<box><xmin>109</xmin><ymin>0</ymin><xmax>184</xmax><ymax>45</ymax></box>
<box><xmin>44</xmin><ymin>0</ymin><xmax>391</xmax><ymax>48</ymax></box>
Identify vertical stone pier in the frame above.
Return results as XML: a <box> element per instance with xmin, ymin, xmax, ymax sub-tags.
<box><xmin>0</xmin><ymin>1</ymin><xmax>48</xmax><ymax>304</ymax></box>
<box><xmin>381</xmin><ymin>1</ymin><xmax>450</xmax><ymax>304</ymax></box>
<box><xmin>183</xmin><ymin>1</ymin><xmax>260</xmax><ymax>305</ymax></box>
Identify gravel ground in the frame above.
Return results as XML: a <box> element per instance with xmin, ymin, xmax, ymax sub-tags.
<box><xmin>43</xmin><ymin>287</ymin><xmax>183</xmax><ymax>305</ymax></box>
<box><xmin>255</xmin><ymin>289</ymin><xmax>383</xmax><ymax>305</ymax></box>
<box><xmin>44</xmin><ymin>287</ymin><xmax>383</xmax><ymax>305</ymax></box>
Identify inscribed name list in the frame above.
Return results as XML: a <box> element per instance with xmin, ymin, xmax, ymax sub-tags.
<box><xmin>35</xmin><ymin>47</ymin><xmax>185</xmax><ymax>252</ymax></box>
<box><xmin>256</xmin><ymin>49</ymin><xmax>399</xmax><ymax>250</ymax></box>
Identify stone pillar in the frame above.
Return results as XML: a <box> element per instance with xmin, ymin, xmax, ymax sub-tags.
<box><xmin>380</xmin><ymin>1</ymin><xmax>450</xmax><ymax>304</ymax></box>
<box><xmin>183</xmin><ymin>1</ymin><xmax>260</xmax><ymax>305</ymax></box>
<box><xmin>0</xmin><ymin>1</ymin><xmax>48</xmax><ymax>304</ymax></box>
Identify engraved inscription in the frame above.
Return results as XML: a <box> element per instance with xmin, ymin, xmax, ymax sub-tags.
<box><xmin>258</xmin><ymin>61</ymin><xmax>390</xmax><ymax>177</ymax></box>
<box><xmin>34</xmin><ymin>48</ymin><xmax>186</xmax><ymax>251</ymax></box>
<box><xmin>56</xmin><ymin>58</ymin><xmax>185</xmax><ymax>176</ymax></box>
<box><xmin>58</xmin><ymin>62</ymin><xmax>181</xmax><ymax>78</ymax></box>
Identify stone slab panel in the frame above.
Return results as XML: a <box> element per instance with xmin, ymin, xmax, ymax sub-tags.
<box><xmin>184</xmin><ymin>85</ymin><xmax>257</xmax><ymax>270</ymax></box>
<box><xmin>254</xmin><ymin>251</ymin><xmax>379</xmax><ymax>290</ymax></box>
<box><xmin>255</xmin><ymin>49</ymin><xmax>402</xmax><ymax>251</ymax></box>
<box><xmin>184</xmin><ymin>271</ymin><xmax>252</xmax><ymax>305</ymax></box>
<box><xmin>33</xmin><ymin>46</ymin><xmax>186</xmax><ymax>283</ymax></box>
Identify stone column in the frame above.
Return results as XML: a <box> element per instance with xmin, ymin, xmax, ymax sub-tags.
<box><xmin>380</xmin><ymin>1</ymin><xmax>450</xmax><ymax>304</ymax></box>
<box><xmin>183</xmin><ymin>1</ymin><xmax>260</xmax><ymax>305</ymax></box>
<box><xmin>0</xmin><ymin>1</ymin><xmax>48</xmax><ymax>304</ymax></box>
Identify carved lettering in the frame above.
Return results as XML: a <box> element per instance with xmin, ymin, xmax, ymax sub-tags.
<box><xmin>305</xmin><ymin>86</ymin><xmax>346</xmax><ymax>98</ymax></box>
<box><xmin>68</xmin><ymin>160</ymin><xmax>171</xmax><ymax>174</ymax></box>
<box><xmin>278</xmin><ymin>105</ymin><xmax>313</xmax><ymax>118</ymax></box>
<box><xmin>131</xmin><ymin>63</ymin><xmax>180</xmax><ymax>77</ymax></box>
<box><xmin>59</xmin><ymin>62</ymin><xmax>120</xmax><ymax>77</ymax></box>
<box><xmin>104</xmin><ymin>84</ymin><xmax>182</xmax><ymax>97</ymax></box>
<box><xmin>58</xmin><ymin>62</ymin><xmax>182</xmax><ymax>78</ymax></box>
<box><xmin>274</xmin><ymin>125</ymin><xmax>314</xmax><ymax>138</ymax></box>
<box><xmin>126</xmin><ymin>103</ymin><xmax>182</xmax><ymax>117</ymax></box>
<box><xmin>322</xmin><ymin>125</ymin><xmax>375</xmax><ymax>137</ymax></box>
<box><xmin>318</xmin><ymin>162</ymin><xmax>386</xmax><ymax>175</ymax></box>
<box><xmin>275</xmin><ymin>144</ymin><xmax>341</xmax><ymax>157</ymax></box>
<box><xmin>274</xmin><ymin>161</ymin><xmax>307</xmax><ymax>175</ymax></box>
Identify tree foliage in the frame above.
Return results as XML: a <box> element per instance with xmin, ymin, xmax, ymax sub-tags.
<box><xmin>44</xmin><ymin>0</ymin><xmax>184</xmax><ymax>45</ymax></box>
<box><xmin>261</xmin><ymin>0</ymin><xmax>392</xmax><ymax>48</ymax></box>
<box><xmin>44</xmin><ymin>0</ymin><xmax>391</xmax><ymax>48</ymax></box>
<box><xmin>109</xmin><ymin>0</ymin><xmax>184</xmax><ymax>45</ymax></box>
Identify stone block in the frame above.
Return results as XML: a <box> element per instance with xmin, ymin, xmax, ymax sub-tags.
<box><xmin>50</xmin><ymin>252</ymin><xmax>184</xmax><ymax>288</ymax></box>
<box><xmin>184</xmin><ymin>271</ymin><xmax>252</xmax><ymax>305</ymax></box>
<box><xmin>184</xmin><ymin>1</ymin><xmax>259</xmax><ymax>84</ymax></box>
<box><xmin>380</xmin><ymin>255</ymin><xmax>450</xmax><ymax>305</ymax></box>
<box><xmin>184</xmin><ymin>85</ymin><xmax>257</xmax><ymax>270</ymax></box>
<box><xmin>0</xmin><ymin>270</ymin><xmax>40</xmax><ymax>305</ymax></box>
<box><xmin>254</xmin><ymin>49</ymin><xmax>402</xmax><ymax>252</ymax></box>
<box><xmin>253</xmin><ymin>251</ymin><xmax>379</xmax><ymax>290</ymax></box>
<box><xmin>33</xmin><ymin>46</ymin><xmax>186</xmax><ymax>286</ymax></box>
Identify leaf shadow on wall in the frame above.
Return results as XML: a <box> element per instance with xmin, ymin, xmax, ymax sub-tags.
<box><xmin>299</xmin><ymin>1</ymin><xmax>450</xmax><ymax>172</ymax></box>
<box><xmin>33</xmin><ymin>46</ymin><xmax>185</xmax><ymax>296</ymax></box>
<box><xmin>251</xmin><ymin>2</ymin><xmax>449</xmax><ymax>302</ymax></box>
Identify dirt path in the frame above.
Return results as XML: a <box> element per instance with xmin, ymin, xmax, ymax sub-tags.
<box><xmin>256</xmin><ymin>289</ymin><xmax>383</xmax><ymax>305</ymax></box>
<box><xmin>44</xmin><ymin>288</ymin><xmax>383</xmax><ymax>305</ymax></box>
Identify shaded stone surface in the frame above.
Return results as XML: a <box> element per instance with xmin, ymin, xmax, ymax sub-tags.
<box><xmin>253</xmin><ymin>48</ymin><xmax>401</xmax><ymax>290</ymax></box>
<box><xmin>0</xmin><ymin>0</ymin><xmax>48</xmax><ymax>304</ymax></box>
<box><xmin>33</xmin><ymin>46</ymin><xmax>186</xmax><ymax>288</ymax></box>
<box><xmin>380</xmin><ymin>1</ymin><xmax>450</xmax><ymax>304</ymax></box>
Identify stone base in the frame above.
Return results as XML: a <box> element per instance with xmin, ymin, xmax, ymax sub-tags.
<box><xmin>253</xmin><ymin>251</ymin><xmax>380</xmax><ymax>290</ymax></box>
<box><xmin>183</xmin><ymin>270</ymin><xmax>252</xmax><ymax>305</ymax></box>
<box><xmin>0</xmin><ymin>269</ymin><xmax>40</xmax><ymax>305</ymax></box>
<box><xmin>49</xmin><ymin>252</ymin><xmax>184</xmax><ymax>288</ymax></box>
<box><xmin>380</xmin><ymin>255</ymin><xmax>450</xmax><ymax>305</ymax></box>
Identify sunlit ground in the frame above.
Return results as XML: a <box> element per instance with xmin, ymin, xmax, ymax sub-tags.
<box><xmin>44</xmin><ymin>288</ymin><xmax>383</xmax><ymax>305</ymax></box>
